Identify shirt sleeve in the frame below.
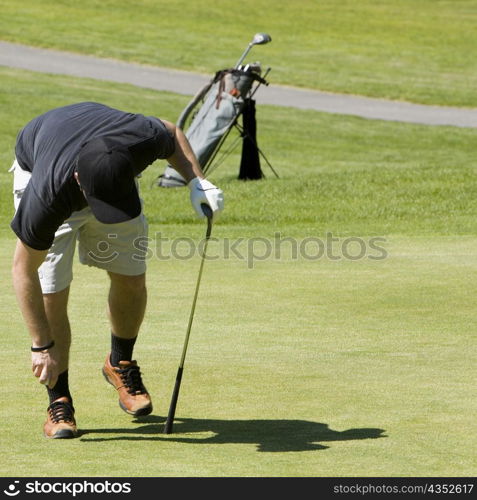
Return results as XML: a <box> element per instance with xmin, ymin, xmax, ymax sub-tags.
<box><xmin>147</xmin><ymin>117</ymin><xmax>176</xmax><ymax>158</ymax></box>
<box><xmin>128</xmin><ymin>118</ymin><xmax>176</xmax><ymax>174</ymax></box>
<box><xmin>10</xmin><ymin>182</ymin><xmax>68</xmax><ymax>251</ymax></box>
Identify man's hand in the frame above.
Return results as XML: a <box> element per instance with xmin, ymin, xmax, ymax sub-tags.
<box><xmin>31</xmin><ymin>345</ymin><xmax>60</xmax><ymax>388</ymax></box>
<box><xmin>188</xmin><ymin>177</ymin><xmax>224</xmax><ymax>218</ymax></box>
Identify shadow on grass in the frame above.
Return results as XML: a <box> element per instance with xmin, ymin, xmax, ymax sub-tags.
<box><xmin>79</xmin><ymin>416</ymin><xmax>386</xmax><ymax>452</ymax></box>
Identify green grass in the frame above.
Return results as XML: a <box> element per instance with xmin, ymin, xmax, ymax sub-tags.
<box><xmin>0</xmin><ymin>236</ymin><xmax>476</xmax><ymax>476</ymax></box>
<box><xmin>1</xmin><ymin>67</ymin><xmax>476</xmax><ymax>239</ymax></box>
<box><xmin>1</xmin><ymin>0</ymin><xmax>477</xmax><ymax>106</ymax></box>
<box><xmin>0</xmin><ymin>68</ymin><xmax>476</xmax><ymax>476</ymax></box>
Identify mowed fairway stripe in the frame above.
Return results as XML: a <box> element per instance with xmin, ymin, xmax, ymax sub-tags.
<box><xmin>0</xmin><ymin>236</ymin><xmax>474</xmax><ymax>476</ymax></box>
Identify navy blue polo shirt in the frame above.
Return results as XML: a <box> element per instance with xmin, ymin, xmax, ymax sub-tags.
<box><xmin>11</xmin><ymin>102</ymin><xmax>175</xmax><ymax>250</ymax></box>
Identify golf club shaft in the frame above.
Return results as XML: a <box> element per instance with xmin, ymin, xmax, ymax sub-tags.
<box><xmin>178</xmin><ymin>233</ymin><xmax>211</xmax><ymax>367</ymax></box>
<box><xmin>235</xmin><ymin>43</ymin><xmax>252</xmax><ymax>69</ymax></box>
<box><xmin>235</xmin><ymin>33</ymin><xmax>271</xmax><ymax>68</ymax></box>
<box><xmin>163</xmin><ymin>367</ymin><xmax>183</xmax><ymax>434</ymax></box>
<box><xmin>164</xmin><ymin>204</ymin><xmax>213</xmax><ymax>434</ymax></box>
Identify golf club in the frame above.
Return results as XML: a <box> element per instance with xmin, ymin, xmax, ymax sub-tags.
<box><xmin>235</xmin><ymin>32</ymin><xmax>272</xmax><ymax>69</ymax></box>
<box><xmin>163</xmin><ymin>203</ymin><xmax>213</xmax><ymax>434</ymax></box>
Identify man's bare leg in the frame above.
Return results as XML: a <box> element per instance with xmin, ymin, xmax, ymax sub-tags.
<box><xmin>107</xmin><ymin>272</ymin><xmax>147</xmax><ymax>340</ymax></box>
<box><xmin>103</xmin><ymin>271</ymin><xmax>152</xmax><ymax>416</ymax></box>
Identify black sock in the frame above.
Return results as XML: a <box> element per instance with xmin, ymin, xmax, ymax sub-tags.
<box><xmin>110</xmin><ymin>333</ymin><xmax>137</xmax><ymax>366</ymax></box>
<box><xmin>47</xmin><ymin>370</ymin><xmax>72</xmax><ymax>405</ymax></box>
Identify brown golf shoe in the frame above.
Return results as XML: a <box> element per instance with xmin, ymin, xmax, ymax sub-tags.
<box><xmin>102</xmin><ymin>354</ymin><xmax>153</xmax><ymax>417</ymax></box>
<box><xmin>44</xmin><ymin>397</ymin><xmax>78</xmax><ymax>439</ymax></box>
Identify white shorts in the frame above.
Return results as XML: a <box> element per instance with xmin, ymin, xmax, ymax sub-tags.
<box><xmin>11</xmin><ymin>159</ymin><xmax>148</xmax><ymax>294</ymax></box>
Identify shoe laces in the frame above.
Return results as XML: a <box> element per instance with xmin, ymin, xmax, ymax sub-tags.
<box><xmin>116</xmin><ymin>363</ymin><xmax>147</xmax><ymax>395</ymax></box>
<box><xmin>48</xmin><ymin>400</ymin><xmax>75</xmax><ymax>424</ymax></box>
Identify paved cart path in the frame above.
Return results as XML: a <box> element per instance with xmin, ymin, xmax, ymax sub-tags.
<box><xmin>1</xmin><ymin>41</ymin><xmax>476</xmax><ymax>128</ymax></box>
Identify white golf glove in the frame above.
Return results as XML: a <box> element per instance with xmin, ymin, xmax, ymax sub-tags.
<box><xmin>188</xmin><ymin>177</ymin><xmax>224</xmax><ymax>218</ymax></box>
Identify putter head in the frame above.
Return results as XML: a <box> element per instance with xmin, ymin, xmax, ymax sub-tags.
<box><xmin>251</xmin><ymin>33</ymin><xmax>272</xmax><ymax>46</ymax></box>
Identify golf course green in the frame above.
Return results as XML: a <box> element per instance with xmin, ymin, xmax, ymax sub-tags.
<box><xmin>0</xmin><ymin>0</ymin><xmax>475</xmax><ymax>477</ymax></box>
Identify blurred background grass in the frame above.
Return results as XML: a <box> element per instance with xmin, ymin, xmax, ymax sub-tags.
<box><xmin>1</xmin><ymin>0</ymin><xmax>477</xmax><ymax>105</ymax></box>
<box><xmin>1</xmin><ymin>67</ymin><xmax>476</xmax><ymax>241</ymax></box>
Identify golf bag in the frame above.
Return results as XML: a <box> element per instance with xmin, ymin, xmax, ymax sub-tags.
<box><xmin>156</xmin><ymin>64</ymin><xmax>271</xmax><ymax>187</ymax></box>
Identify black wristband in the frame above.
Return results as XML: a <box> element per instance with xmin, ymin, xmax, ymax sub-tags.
<box><xmin>31</xmin><ymin>340</ymin><xmax>55</xmax><ymax>352</ymax></box>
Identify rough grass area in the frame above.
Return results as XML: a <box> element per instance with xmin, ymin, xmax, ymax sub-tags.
<box><xmin>1</xmin><ymin>68</ymin><xmax>476</xmax><ymax>239</ymax></box>
<box><xmin>1</xmin><ymin>0</ymin><xmax>477</xmax><ymax>105</ymax></box>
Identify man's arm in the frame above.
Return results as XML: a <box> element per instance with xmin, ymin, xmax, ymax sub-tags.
<box><xmin>12</xmin><ymin>239</ymin><xmax>59</xmax><ymax>387</ymax></box>
<box><xmin>162</xmin><ymin>120</ymin><xmax>224</xmax><ymax>217</ymax></box>
<box><xmin>162</xmin><ymin>120</ymin><xmax>204</xmax><ymax>182</ymax></box>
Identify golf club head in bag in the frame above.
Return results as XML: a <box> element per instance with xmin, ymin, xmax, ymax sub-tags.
<box><xmin>235</xmin><ymin>32</ymin><xmax>272</xmax><ymax>68</ymax></box>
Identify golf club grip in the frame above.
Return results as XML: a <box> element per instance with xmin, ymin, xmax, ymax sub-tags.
<box><xmin>201</xmin><ymin>203</ymin><xmax>213</xmax><ymax>219</ymax></box>
<box><xmin>201</xmin><ymin>203</ymin><xmax>213</xmax><ymax>238</ymax></box>
<box><xmin>163</xmin><ymin>367</ymin><xmax>184</xmax><ymax>434</ymax></box>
